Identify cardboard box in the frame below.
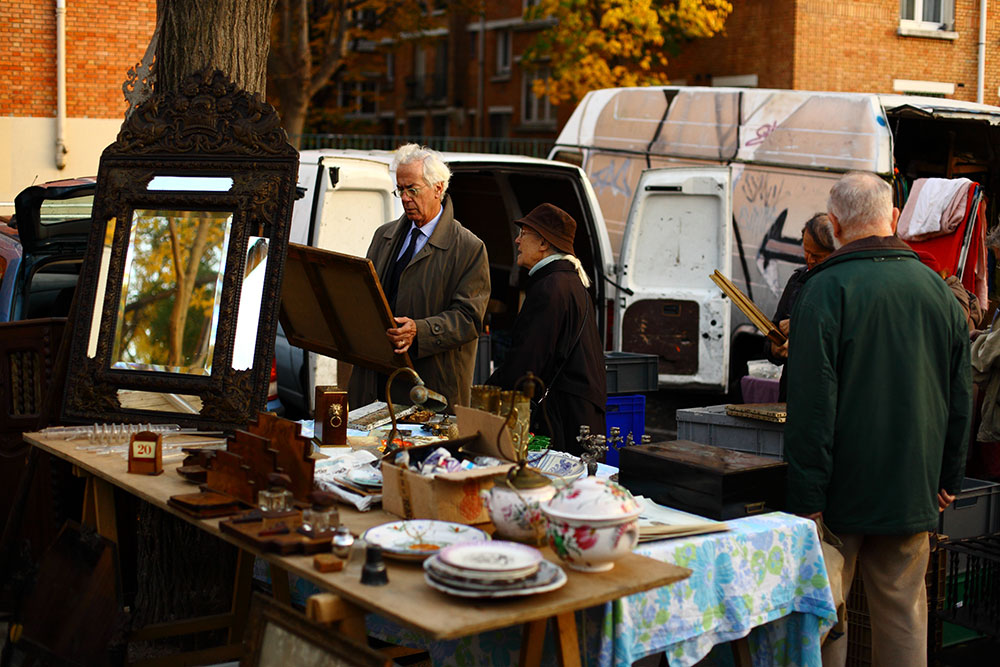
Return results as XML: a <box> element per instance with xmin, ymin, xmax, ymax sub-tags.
<box><xmin>380</xmin><ymin>406</ymin><xmax>516</xmax><ymax>525</ymax></box>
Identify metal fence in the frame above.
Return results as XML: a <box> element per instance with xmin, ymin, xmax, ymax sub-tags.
<box><xmin>294</xmin><ymin>134</ymin><xmax>554</xmax><ymax>158</ymax></box>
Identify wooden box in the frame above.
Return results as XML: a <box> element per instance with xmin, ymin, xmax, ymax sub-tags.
<box><xmin>380</xmin><ymin>406</ymin><xmax>516</xmax><ymax>525</ymax></box>
<box><xmin>617</xmin><ymin>439</ymin><xmax>787</xmax><ymax>520</ymax></box>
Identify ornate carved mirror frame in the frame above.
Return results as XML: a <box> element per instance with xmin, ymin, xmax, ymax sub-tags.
<box><xmin>62</xmin><ymin>70</ymin><xmax>298</xmax><ymax>431</ymax></box>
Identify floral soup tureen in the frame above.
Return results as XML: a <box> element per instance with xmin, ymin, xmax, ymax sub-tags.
<box><xmin>541</xmin><ymin>476</ymin><xmax>641</xmax><ymax>572</ymax></box>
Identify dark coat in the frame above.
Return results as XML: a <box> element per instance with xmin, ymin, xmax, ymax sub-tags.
<box><xmin>765</xmin><ymin>266</ymin><xmax>808</xmax><ymax>401</ymax></box>
<box><xmin>348</xmin><ymin>195</ymin><xmax>490</xmax><ymax>410</ymax></box>
<box><xmin>488</xmin><ymin>259</ymin><xmax>606</xmax><ymax>455</ymax></box>
<box><xmin>784</xmin><ymin>235</ymin><xmax>971</xmax><ymax>535</ymax></box>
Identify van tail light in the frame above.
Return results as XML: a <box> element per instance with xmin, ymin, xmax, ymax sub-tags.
<box><xmin>268</xmin><ymin>359</ymin><xmax>278</xmax><ymax>401</ymax></box>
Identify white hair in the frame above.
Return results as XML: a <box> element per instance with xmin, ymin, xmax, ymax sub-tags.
<box><xmin>392</xmin><ymin>143</ymin><xmax>452</xmax><ymax>195</ymax></box>
<box><xmin>827</xmin><ymin>171</ymin><xmax>893</xmax><ymax>238</ymax></box>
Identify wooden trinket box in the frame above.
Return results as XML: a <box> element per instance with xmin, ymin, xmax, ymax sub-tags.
<box><xmin>617</xmin><ymin>440</ymin><xmax>787</xmax><ymax>520</ymax></box>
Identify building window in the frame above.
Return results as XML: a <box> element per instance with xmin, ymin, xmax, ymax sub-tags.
<box><xmin>900</xmin><ymin>0</ymin><xmax>954</xmax><ymax>31</ymax></box>
<box><xmin>523</xmin><ymin>0</ymin><xmax>539</xmax><ymax>13</ymax></box>
<box><xmin>432</xmin><ymin>115</ymin><xmax>448</xmax><ymax>137</ymax></box>
<box><xmin>386</xmin><ymin>52</ymin><xmax>394</xmax><ymax>83</ymax></box>
<box><xmin>489</xmin><ymin>112</ymin><xmax>511</xmax><ymax>138</ymax></box>
<box><xmin>360</xmin><ymin>81</ymin><xmax>378</xmax><ymax>115</ymax></box>
<box><xmin>496</xmin><ymin>30</ymin><xmax>512</xmax><ymax>76</ymax></box>
<box><xmin>892</xmin><ymin>79</ymin><xmax>955</xmax><ymax>97</ymax></box>
<box><xmin>408</xmin><ymin>115</ymin><xmax>424</xmax><ymax>138</ymax></box>
<box><xmin>522</xmin><ymin>69</ymin><xmax>554</xmax><ymax>125</ymax></box>
<box><xmin>339</xmin><ymin>81</ymin><xmax>378</xmax><ymax>116</ymax></box>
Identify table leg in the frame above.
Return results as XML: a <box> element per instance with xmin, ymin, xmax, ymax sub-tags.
<box><xmin>269</xmin><ymin>562</ymin><xmax>291</xmax><ymax>606</ymax></box>
<box><xmin>554</xmin><ymin>612</ymin><xmax>582</xmax><ymax>667</ymax></box>
<box><xmin>227</xmin><ymin>548</ymin><xmax>254</xmax><ymax>645</ymax></box>
<box><xmin>519</xmin><ymin>619</ymin><xmax>547</xmax><ymax>667</ymax></box>
<box><xmin>731</xmin><ymin>636</ymin><xmax>753</xmax><ymax>667</ymax></box>
<box><xmin>78</xmin><ymin>469</ymin><xmax>117</xmax><ymax>544</ymax></box>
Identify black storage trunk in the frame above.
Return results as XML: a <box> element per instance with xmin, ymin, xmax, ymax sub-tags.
<box><xmin>617</xmin><ymin>440</ymin><xmax>787</xmax><ymax>520</ymax></box>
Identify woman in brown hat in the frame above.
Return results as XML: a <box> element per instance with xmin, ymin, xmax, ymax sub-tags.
<box><xmin>487</xmin><ymin>203</ymin><xmax>606</xmax><ymax>455</ymax></box>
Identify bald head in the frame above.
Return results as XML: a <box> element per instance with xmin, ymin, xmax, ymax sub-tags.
<box><xmin>827</xmin><ymin>171</ymin><xmax>898</xmax><ymax>245</ymax></box>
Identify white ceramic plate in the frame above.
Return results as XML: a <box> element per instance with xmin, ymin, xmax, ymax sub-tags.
<box><xmin>424</xmin><ymin>553</ymin><xmax>539</xmax><ymax>584</ymax></box>
<box><xmin>425</xmin><ymin>557</ymin><xmax>559</xmax><ymax>591</ymax></box>
<box><xmin>346</xmin><ymin>465</ymin><xmax>383</xmax><ymax>487</ymax></box>
<box><xmin>437</xmin><ymin>541</ymin><xmax>543</xmax><ymax>573</ymax></box>
<box><xmin>527</xmin><ymin>450</ymin><xmax>585</xmax><ymax>482</ymax></box>
<box><xmin>361</xmin><ymin>520</ymin><xmax>490</xmax><ymax>560</ymax></box>
<box><xmin>424</xmin><ymin>560</ymin><xmax>567</xmax><ymax>599</ymax></box>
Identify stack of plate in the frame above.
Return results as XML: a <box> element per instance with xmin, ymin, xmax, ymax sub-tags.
<box><xmin>423</xmin><ymin>541</ymin><xmax>567</xmax><ymax>598</ymax></box>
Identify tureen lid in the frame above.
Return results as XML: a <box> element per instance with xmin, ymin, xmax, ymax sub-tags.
<box><xmin>541</xmin><ymin>476</ymin><xmax>641</xmax><ymax>521</ymax></box>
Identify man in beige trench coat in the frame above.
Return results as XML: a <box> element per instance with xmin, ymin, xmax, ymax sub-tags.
<box><xmin>348</xmin><ymin>144</ymin><xmax>490</xmax><ymax>410</ymax></box>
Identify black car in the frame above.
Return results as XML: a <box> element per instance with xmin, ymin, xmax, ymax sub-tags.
<box><xmin>1</xmin><ymin>178</ymin><xmax>95</xmax><ymax>323</ymax></box>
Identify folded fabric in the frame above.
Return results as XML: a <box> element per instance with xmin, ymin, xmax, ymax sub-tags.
<box><xmin>897</xmin><ymin>178</ymin><xmax>972</xmax><ymax>241</ymax></box>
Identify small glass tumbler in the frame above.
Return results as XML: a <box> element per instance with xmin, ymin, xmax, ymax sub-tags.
<box><xmin>258</xmin><ymin>488</ymin><xmax>293</xmax><ymax>513</ymax></box>
<box><xmin>302</xmin><ymin>507</ymin><xmax>332</xmax><ymax>533</ymax></box>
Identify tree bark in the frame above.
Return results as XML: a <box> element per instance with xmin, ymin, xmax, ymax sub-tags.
<box><xmin>131</xmin><ymin>0</ymin><xmax>275</xmax><ymax>647</ymax></box>
<box><xmin>156</xmin><ymin>0</ymin><xmax>277</xmax><ymax>96</ymax></box>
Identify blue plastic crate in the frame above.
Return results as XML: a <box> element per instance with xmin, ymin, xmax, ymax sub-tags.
<box><xmin>605</xmin><ymin>394</ymin><xmax>645</xmax><ymax>468</ymax></box>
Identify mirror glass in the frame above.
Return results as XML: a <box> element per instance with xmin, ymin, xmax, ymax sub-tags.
<box><xmin>117</xmin><ymin>389</ymin><xmax>203</xmax><ymax>414</ymax></box>
<box><xmin>147</xmin><ymin>176</ymin><xmax>234</xmax><ymax>192</ymax></box>
<box><xmin>88</xmin><ymin>217</ymin><xmax>119</xmax><ymax>358</ymax></box>
<box><xmin>111</xmin><ymin>208</ymin><xmax>233</xmax><ymax>375</ymax></box>
<box><xmin>232</xmin><ymin>236</ymin><xmax>269</xmax><ymax>371</ymax></box>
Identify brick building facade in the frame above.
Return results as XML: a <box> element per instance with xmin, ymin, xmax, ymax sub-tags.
<box><xmin>336</xmin><ymin>0</ymin><xmax>571</xmax><ymax>144</ymax></box>
<box><xmin>667</xmin><ymin>0</ymin><xmax>1000</xmax><ymax>103</ymax></box>
<box><xmin>0</xmin><ymin>0</ymin><xmax>155</xmax><ymax>210</ymax></box>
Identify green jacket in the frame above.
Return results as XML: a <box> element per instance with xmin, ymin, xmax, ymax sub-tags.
<box><xmin>784</xmin><ymin>236</ymin><xmax>971</xmax><ymax>535</ymax></box>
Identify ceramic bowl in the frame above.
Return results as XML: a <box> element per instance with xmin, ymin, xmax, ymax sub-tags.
<box><xmin>541</xmin><ymin>476</ymin><xmax>641</xmax><ymax>572</ymax></box>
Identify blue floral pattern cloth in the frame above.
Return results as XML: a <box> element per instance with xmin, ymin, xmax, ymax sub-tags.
<box><xmin>276</xmin><ymin>512</ymin><xmax>837</xmax><ymax>666</ymax></box>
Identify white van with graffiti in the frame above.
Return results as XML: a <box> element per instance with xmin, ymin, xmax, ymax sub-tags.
<box><xmin>550</xmin><ymin>87</ymin><xmax>1000</xmax><ymax>390</ymax></box>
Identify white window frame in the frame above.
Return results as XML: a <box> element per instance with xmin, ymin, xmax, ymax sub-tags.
<box><xmin>893</xmin><ymin>79</ymin><xmax>955</xmax><ymax>96</ymax></box>
<box><xmin>899</xmin><ymin>0</ymin><xmax>954</xmax><ymax>33</ymax></box>
<box><xmin>496</xmin><ymin>30</ymin><xmax>512</xmax><ymax>76</ymax></box>
<box><xmin>522</xmin><ymin>69</ymin><xmax>554</xmax><ymax>126</ymax></box>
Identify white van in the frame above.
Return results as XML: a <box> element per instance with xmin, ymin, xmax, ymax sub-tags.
<box><xmin>550</xmin><ymin>87</ymin><xmax>1000</xmax><ymax>391</ymax></box>
<box><xmin>275</xmin><ymin>149</ymin><xmax>615</xmax><ymax>415</ymax></box>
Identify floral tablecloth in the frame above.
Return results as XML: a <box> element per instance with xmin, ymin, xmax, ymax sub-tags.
<box><xmin>362</xmin><ymin>512</ymin><xmax>835</xmax><ymax>666</ymax></box>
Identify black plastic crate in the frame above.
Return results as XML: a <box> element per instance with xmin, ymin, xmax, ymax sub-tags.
<box><xmin>939</xmin><ymin>534</ymin><xmax>1000</xmax><ymax>640</ymax></box>
<box><xmin>604</xmin><ymin>351</ymin><xmax>658</xmax><ymax>394</ymax></box>
<box><xmin>938</xmin><ymin>478</ymin><xmax>1000</xmax><ymax>541</ymax></box>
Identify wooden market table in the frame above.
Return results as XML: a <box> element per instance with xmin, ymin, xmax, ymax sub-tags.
<box><xmin>23</xmin><ymin>431</ymin><xmax>691</xmax><ymax>666</ymax></box>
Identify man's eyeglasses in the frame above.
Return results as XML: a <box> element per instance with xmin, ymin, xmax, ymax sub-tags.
<box><xmin>392</xmin><ymin>185</ymin><xmax>424</xmax><ymax>198</ymax></box>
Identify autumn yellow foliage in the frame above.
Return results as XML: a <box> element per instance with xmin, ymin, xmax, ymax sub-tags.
<box><xmin>523</xmin><ymin>0</ymin><xmax>732</xmax><ymax>106</ymax></box>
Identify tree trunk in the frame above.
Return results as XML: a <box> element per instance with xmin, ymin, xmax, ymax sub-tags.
<box><xmin>156</xmin><ymin>0</ymin><xmax>277</xmax><ymax>96</ymax></box>
<box><xmin>279</xmin><ymin>92</ymin><xmax>309</xmax><ymax>150</ymax></box>
<box><xmin>131</xmin><ymin>1</ymin><xmax>276</xmax><ymax>648</ymax></box>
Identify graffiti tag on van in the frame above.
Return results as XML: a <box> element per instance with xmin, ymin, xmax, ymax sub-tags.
<box><xmin>745</xmin><ymin>121</ymin><xmax>778</xmax><ymax>147</ymax></box>
<box><xmin>740</xmin><ymin>171</ymin><xmax>784</xmax><ymax>209</ymax></box>
<box><xmin>591</xmin><ymin>159</ymin><xmax>632</xmax><ymax>200</ymax></box>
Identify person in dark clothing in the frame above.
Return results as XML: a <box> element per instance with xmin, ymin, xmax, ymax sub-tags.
<box><xmin>764</xmin><ymin>212</ymin><xmax>835</xmax><ymax>400</ymax></box>
<box><xmin>487</xmin><ymin>204</ymin><xmax>606</xmax><ymax>455</ymax></box>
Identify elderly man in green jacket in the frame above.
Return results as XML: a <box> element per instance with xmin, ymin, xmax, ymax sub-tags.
<box><xmin>785</xmin><ymin>171</ymin><xmax>971</xmax><ymax>667</ymax></box>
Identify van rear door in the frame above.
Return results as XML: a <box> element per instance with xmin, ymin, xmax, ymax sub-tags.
<box><xmin>302</xmin><ymin>156</ymin><xmax>399</xmax><ymax>253</ymax></box>
<box><xmin>614</xmin><ymin>167</ymin><xmax>732</xmax><ymax>390</ymax></box>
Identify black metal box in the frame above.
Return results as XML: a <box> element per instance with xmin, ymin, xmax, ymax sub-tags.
<box><xmin>617</xmin><ymin>439</ymin><xmax>787</xmax><ymax>520</ymax></box>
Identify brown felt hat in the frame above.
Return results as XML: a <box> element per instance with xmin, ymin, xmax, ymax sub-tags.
<box><xmin>514</xmin><ymin>203</ymin><xmax>576</xmax><ymax>255</ymax></box>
